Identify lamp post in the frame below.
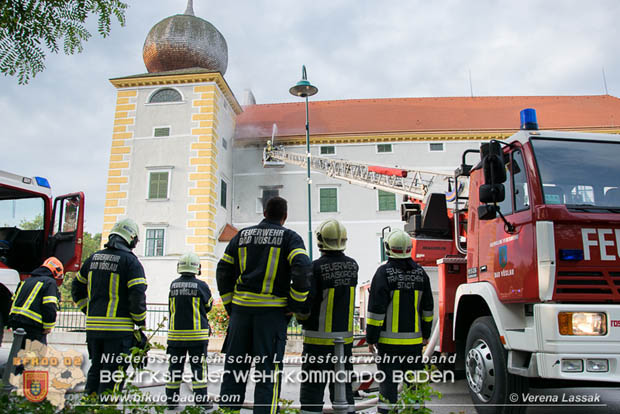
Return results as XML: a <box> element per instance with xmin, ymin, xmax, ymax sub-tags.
<box><xmin>289</xmin><ymin>65</ymin><xmax>318</xmax><ymax>260</ymax></box>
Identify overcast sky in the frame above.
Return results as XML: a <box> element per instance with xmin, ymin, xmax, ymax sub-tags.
<box><xmin>1</xmin><ymin>0</ymin><xmax>619</xmax><ymax>233</ymax></box>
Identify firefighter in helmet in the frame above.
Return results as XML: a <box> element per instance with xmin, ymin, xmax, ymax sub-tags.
<box><xmin>366</xmin><ymin>229</ymin><xmax>434</xmax><ymax>414</ymax></box>
<box><xmin>9</xmin><ymin>256</ymin><xmax>63</xmax><ymax>347</ymax></box>
<box><xmin>166</xmin><ymin>252</ymin><xmax>213</xmax><ymax>409</ymax></box>
<box><xmin>299</xmin><ymin>219</ymin><xmax>358</xmax><ymax>414</ymax></box>
<box><xmin>72</xmin><ymin>218</ymin><xmax>147</xmax><ymax>396</ymax></box>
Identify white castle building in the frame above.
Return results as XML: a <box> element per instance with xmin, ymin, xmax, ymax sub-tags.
<box><xmin>101</xmin><ymin>3</ymin><xmax>620</xmax><ymax>303</ymax></box>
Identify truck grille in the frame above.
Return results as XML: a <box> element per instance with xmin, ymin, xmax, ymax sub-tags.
<box><xmin>554</xmin><ymin>270</ymin><xmax>620</xmax><ymax>302</ymax></box>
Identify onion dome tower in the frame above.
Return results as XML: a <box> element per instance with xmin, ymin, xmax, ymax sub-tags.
<box><xmin>142</xmin><ymin>0</ymin><xmax>228</xmax><ymax>74</ymax></box>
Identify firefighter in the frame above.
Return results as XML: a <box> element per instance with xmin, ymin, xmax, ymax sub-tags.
<box><xmin>72</xmin><ymin>218</ymin><xmax>147</xmax><ymax>396</ymax></box>
<box><xmin>9</xmin><ymin>257</ymin><xmax>63</xmax><ymax>347</ymax></box>
<box><xmin>298</xmin><ymin>219</ymin><xmax>358</xmax><ymax>414</ymax></box>
<box><xmin>366</xmin><ymin>229</ymin><xmax>434</xmax><ymax>414</ymax></box>
<box><xmin>166</xmin><ymin>252</ymin><xmax>213</xmax><ymax>409</ymax></box>
<box><xmin>216</xmin><ymin>196</ymin><xmax>312</xmax><ymax>414</ymax></box>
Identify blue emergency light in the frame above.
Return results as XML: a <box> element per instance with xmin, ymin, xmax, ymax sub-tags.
<box><xmin>559</xmin><ymin>249</ymin><xmax>584</xmax><ymax>261</ymax></box>
<box><xmin>520</xmin><ymin>108</ymin><xmax>538</xmax><ymax>130</ymax></box>
<box><xmin>35</xmin><ymin>176</ymin><xmax>51</xmax><ymax>188</ymax></box>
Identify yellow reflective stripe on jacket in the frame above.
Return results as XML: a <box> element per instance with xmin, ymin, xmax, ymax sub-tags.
<box><xmin>192</xmin><ymin>297</ymin><xmax>201</xmax><ymax>330</ymax></box>
<box><xmin>42</xmin><ymin>296</ymin><xmax>58</xmax><ymax>305</ymax></box>
<box><xmin>303</xmin><ymin>336</ymin><xmax>354</xmax><ymax>345</ymax></box>
<box><xmin>24</xmin><ymin>282</ymin><xmax>43</xmax><ymax>310</ymax></box>
<box><xmin>87</xmin><ymin>271</ymin><xmax>92</xmax><ymax>300</ymax></box>
<box><xmin>422</xmin><ymin>310</ymin><xmax>434</xmax><ymax>322</ymax></box>
<box><xmin>42</xmin><ymin>321</ymin><xmax>55</xmax><ymax>330</ymax></box>
<box><xmin>367</xmin><ymin>318</ymin><xmax>384</xmax><ymax>327</ymax></box>
<box><xmin>290</xmin><ymin>287</ymin><xmax>308</xmax><ymax>303</ymax></box>
<box><xmin>325</xmin><ymin>288</ymin><xmax>335</xmax><ymax>332</ymax></box>
<box><xmin>392</xmin><ymin>290</ymin><xmax>400</xmax><ymax>333</ymax></box>
<box><xmin>378</xmin><ymin>336</ymin><xmax>423</xmax><ymax>345</ymax></box>
<box><xmin>127</xmin><ymin>277</ymin><xmax>147</xmax><ymax>288</ymax></box>
<box><xmin>221</xmin><ymin>292</ymin><xmax>232</xmax><ymax>305</ymax></box>
<box><xmin>10</xmin><ymin>308</ymin><xmax>42</xmax><ymax>324</ymax></box>
<box><xmin>86</xmin><ymin>316</ymin><xmax>133</xmax><ymax>331</ymax></box>
<box><xmin>348</xmin><ymin>287</ymin><xmax>354</xmax><ymax>332</ymax></box>
<box><xmin>106</xmin><ymin>273</ymin><xmax>120</xmax><ymax>318</ymax></box>
<box><xmin>261</xmin><ymin>247</ymin><xmax>280</xmax><ymax>294</ymax></box>
<box><xmin>12</xmin><ymin>281</ymin><xmax>24</xmax><ymax>302</ymax></box>
<box><xmin>414</xmin><ymin>290</ymin><xmax>419</xmax><ymax>332</ymax></box>
<box><xmin>238</xmin><ymin>247</ymin><xmax>247</xmax><ymax>273</ymax></box>
<box><xmin>130</xmin><ymin>311</ymin><xmax>146</xmax><ymax>322</ymax></box>
<box><xmin>168</xmin><ymin>330</ymin><xmax>210</xmax><ymax>341</ymax></box>
<box><xmin>232</xmin><ymin>289</ymin><xmax>287</xmax><ymax>307</ymax></box>
<box><xmin>222</xmin><ymin>253</ymin><xmax>235</xmax><ymax>264</ymax></box>
<box><xmin>170</xmin><ymin>297</ymin><xmax>176</xmax><ymax>331</ymax></box>
<box><xmin>287</xmin><ymin>248</ymin><xmax>308</xmax><ymax>264</ymax></box>
<box><xmin>76</xmin><ymin>298</ymin><xmax>88</xmax><ymax>310</ymax></box>
<box><xmin>76</xmin><ymin>272</ymin><xmax>88</xmax><ymax>284</ymax></box>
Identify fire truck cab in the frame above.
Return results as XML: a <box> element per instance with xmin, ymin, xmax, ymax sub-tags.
<box><xmin>0</xmin><ymin>170</ymin><xmax>84</xmax><ymax>343</ymax></box>
<box><xmin>441</xmin><ymin>109</ymin><xmax>620</xmax><ymax>412</ymax></box>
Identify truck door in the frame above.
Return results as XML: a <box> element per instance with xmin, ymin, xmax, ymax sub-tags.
<box><xmin>49</xmin><ymin>192</ymin><xmax>84</xmax><ymax>272</ymax></box>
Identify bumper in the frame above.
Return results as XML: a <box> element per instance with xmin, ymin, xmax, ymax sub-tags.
<box><xmin>509</xmin><ymin>303</ymin><xmax>620</xmax><ymax>382</ymax></box>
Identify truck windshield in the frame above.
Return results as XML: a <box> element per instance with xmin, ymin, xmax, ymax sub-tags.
<box><xmin>531</xmin><ymin>138</ymin><xmax>620</xmax><ymax>210</ymax></box>
<box><xmin>0</xmin><ymin>197</ymin><xmax>44</xmax><ymax>229</ymax></box>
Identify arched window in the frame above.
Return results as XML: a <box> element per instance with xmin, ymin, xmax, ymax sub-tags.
<box><xmin>148</xmin><ymin>88</ymin><xmax>182</xmax><ymax>103</ymax></box>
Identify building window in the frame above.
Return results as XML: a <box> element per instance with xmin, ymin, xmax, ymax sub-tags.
<box><xmin>153</xmin><ymin>127</ymin><xmax>170</xmax><ymax>137</ymax></box>
<box><xmin>222</xmin><ymin>138</ymin><xmax>228</xmax><ymax>150</ymax></box>
<box><xmin>377</xmin><ymin>144</ymin><xmax>392</xmax><ymax>153</ymax></box>
<box><xmin>145</xmin><ymin>228</ymin><xmax>165</xmax><ymax>256</ymax></box>
<box><xmin>319</xmin><ymin>188</ymin><xmax>338</xmax><ymax>212</ymax></box>
<box><xmin>320</xmin><ymin>145</ymin><xmax>335</xmax><ymax>155</ymax></box>
<box><xmin>429</xmin><ymin>143</ymin><xmax>444</xmax><ymax>152</ymax></box>
<box><xmin>148</xmin><ymin>88</ymin><xmax>182</xmax><ymax>103</ymax></box>
<box><xmin>378</xmin><ymin>190</ymin><xmax>396</xmax><ymax>211</ymax></box>
<box><xmin>148</xmin><ymin>171</ymin><xmax>170</xmax><ymax>199</ymax></box>
<box><xmin>220</xmin><ymin>179</ymin><xmax>227</xmax><ymax>209</ymax></box>
<box><xmin>256</xmin><ymin>187</ymin><xmax>280</xmax><ymax>212</ymax></box>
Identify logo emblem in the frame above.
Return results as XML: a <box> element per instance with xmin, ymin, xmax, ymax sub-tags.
<box><xmin>24</xmin><ymin>371</ymin><xmax>48</xmax><ymax>403</ymax></box>
<box><xmin>499</xmin><ymin>245</ymin><xmax>508</xmax><ymax>268</ymax></box>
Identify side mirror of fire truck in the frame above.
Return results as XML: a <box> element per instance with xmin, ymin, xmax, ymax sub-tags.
<box><xmin>478</xmin><ymin>141</ymin><xmax>507</xmax><ymax>219</ymax></box>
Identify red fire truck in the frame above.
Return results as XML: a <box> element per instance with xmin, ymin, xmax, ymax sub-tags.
<box><xmin>266</xmin><ymin>108</ymin><xmax>620</xmax><ymax>413</ymax></box>
<box><xmin>0</xmin><ymin>170</ymin><xmax>84</xmax><ymax>344</ymax></box>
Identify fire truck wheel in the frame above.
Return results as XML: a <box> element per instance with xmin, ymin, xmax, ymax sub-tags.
<box><xmin>465</xmin><ymin>316</ymin><xmax>528</xmax><ymax>414</ymax></box>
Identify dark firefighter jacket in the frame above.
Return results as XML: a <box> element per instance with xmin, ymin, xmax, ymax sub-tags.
<box><xmin>168</xmin><ymin>273</ymin><xmax>213</xmax><ymax>346</ymax></box>
<box><xmin>9</xmin><ymin>267</ymin><xmax>60</xmax><ymax>333</ymax></box>
<box><xmin>299</xmin><ymin>251</ymin><xmax>359</xmax><ymax>346</ymax></box>
<box><xmin>366</xmin><ymin>258</ymin><xmax>433</xmax><ymax>347</ymax></box>
<box><xmin>216</xmin><ymin>218</ymin><xmax>312</xmax><ymax>313</ymax></box>
<box><xmin>72</xmin><ymin>238</ymin><xmax>147</xmax><ymax>338</ymax></box>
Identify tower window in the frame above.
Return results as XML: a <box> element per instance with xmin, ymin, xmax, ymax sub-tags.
<box><xmin>221</xmin><ymin>179</ymin><xmax>228</xmax><ymax>209</ymax></box>
<box><xmin>145</xmin><ymin>228</ymin><xmax>165</xmax><ymax>256</ymax></box>
<box><xmin>148</xmin><ymin>170</ymin><xmax>170</xmax><ymax>199</ymax></box>
<box><xmin>429</xmin><ymin>143</ymin><xmax>444</xmax><ymax>152</ymax></box>
<box><xmin>148</xmin><ymin>88</ymin><xmax>182</xmax><ymax>103</ymax></box>
<box><xmin>319</xmin><ymin>188</ymin><xmax>338</xmax><ymax>213</ymax></box>
<box><xmin>320</xmin><ymin>146</ymin><xmax>335</xmax><ymax>155</ymax></box>
<box><xmin>378</xmin><ymin>190</ymin><xmax>396</xmax><ymax>211</ymax></box>
<box><xmin>153</xmin><ymin>127</ymin><xmax>170</xmax><ymax>137</ymax></box>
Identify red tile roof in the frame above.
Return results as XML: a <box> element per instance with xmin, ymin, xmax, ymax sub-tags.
<box><xmin>218</xmin><ymin>223</ymin><xmax>238</xmax><ymax>242</ymax></box>
<box><xmin>235</xmin><ymin>95</ymin><xmax>620</xmax><ymax>141</ymax></box>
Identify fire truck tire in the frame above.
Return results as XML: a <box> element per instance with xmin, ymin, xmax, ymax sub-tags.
<box><xmin>465</xmin><ymin>316</ymin><xmax>528</xmax><ymax>414</ymax></box>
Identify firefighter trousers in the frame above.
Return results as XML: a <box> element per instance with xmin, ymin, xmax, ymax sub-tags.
<box><xmin>84</xmin><ymin>334</ymin><xmax>133</xmax><ymax>396</ymax></box>
<box><xmin>299</xmin><ymin>343</ymin><xmax>355</xmax><ymax>414</ymax></box>
<box><xmin>14</xmin><ymin>328</ymin><xmax>47</xmax><ymax>375</ymax></box>
<box><xmin>376</xmin><ymin>344</ymin><xmax>424</xmax><ymax>414</ymax></box>
<box><xmin>165</xmin><ymin>343</ymin><xmax>209</xmax><ymax>407</ymax></box>
<box><xmin>219</xmin><ymin>306</ymin><xmax>288</xmax><ymax>414</ymax></box>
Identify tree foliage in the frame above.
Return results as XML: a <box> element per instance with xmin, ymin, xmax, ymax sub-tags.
<box><xmin>0</xmin><ymin>0</ymin><xmax>128</xmax><ymax>84</ymax></box>
<box><xmin>59</xmin><ymin>231</ymin><xmax>100</xmax><ymax>302</ymax></box>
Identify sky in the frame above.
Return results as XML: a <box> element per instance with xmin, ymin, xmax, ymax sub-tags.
<box><xmin>1</xmin><ymin>0</ymin><xmax>619</xmax><ymax>234</ymax></box>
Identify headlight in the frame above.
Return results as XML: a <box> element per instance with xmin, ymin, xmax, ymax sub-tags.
<box><xmin>558</xmin><ymin>312</ymin><xmax>607</xmax><ymax>336</ymax></box>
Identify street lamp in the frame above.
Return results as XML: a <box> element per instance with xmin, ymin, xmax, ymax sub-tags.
<box><xmin>289</xmin><ymin>65</ymin><xmax>318</xmax><ymax>260</ymax></box>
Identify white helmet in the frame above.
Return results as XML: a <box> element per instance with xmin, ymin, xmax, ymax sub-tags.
<box><xmin>384</xmin><ymin>229</ymin><xmax>412</xmax><ymax>259</ymax></box>
<box><xmin>177</xmin><ymin>252</ymin><xmax>201</xmax><ymax>275</ymax></box>
<box><xmin>316</xmin><ymin>219</ymin><xmax>347</xmax><ymax>251</ymax></box>
<box><xmin>110</xmin><ymin>218</ymin><xmax>139</xmax><ymax>248</ymax></box>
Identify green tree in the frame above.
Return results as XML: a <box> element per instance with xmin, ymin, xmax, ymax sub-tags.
<box><xmin>59</xmin><ymin>231</ymin><xmax>100</xmax><ymax>302</ymax></box>
<box><xmin>0</xmin><ymin>0</ymin><xmax>128</xmax><ymax>84</ymax></box>
<box><xmin>18</xmin><ymin>213</ymin><xmax>43</xmax><ymax>229</ymax></box>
